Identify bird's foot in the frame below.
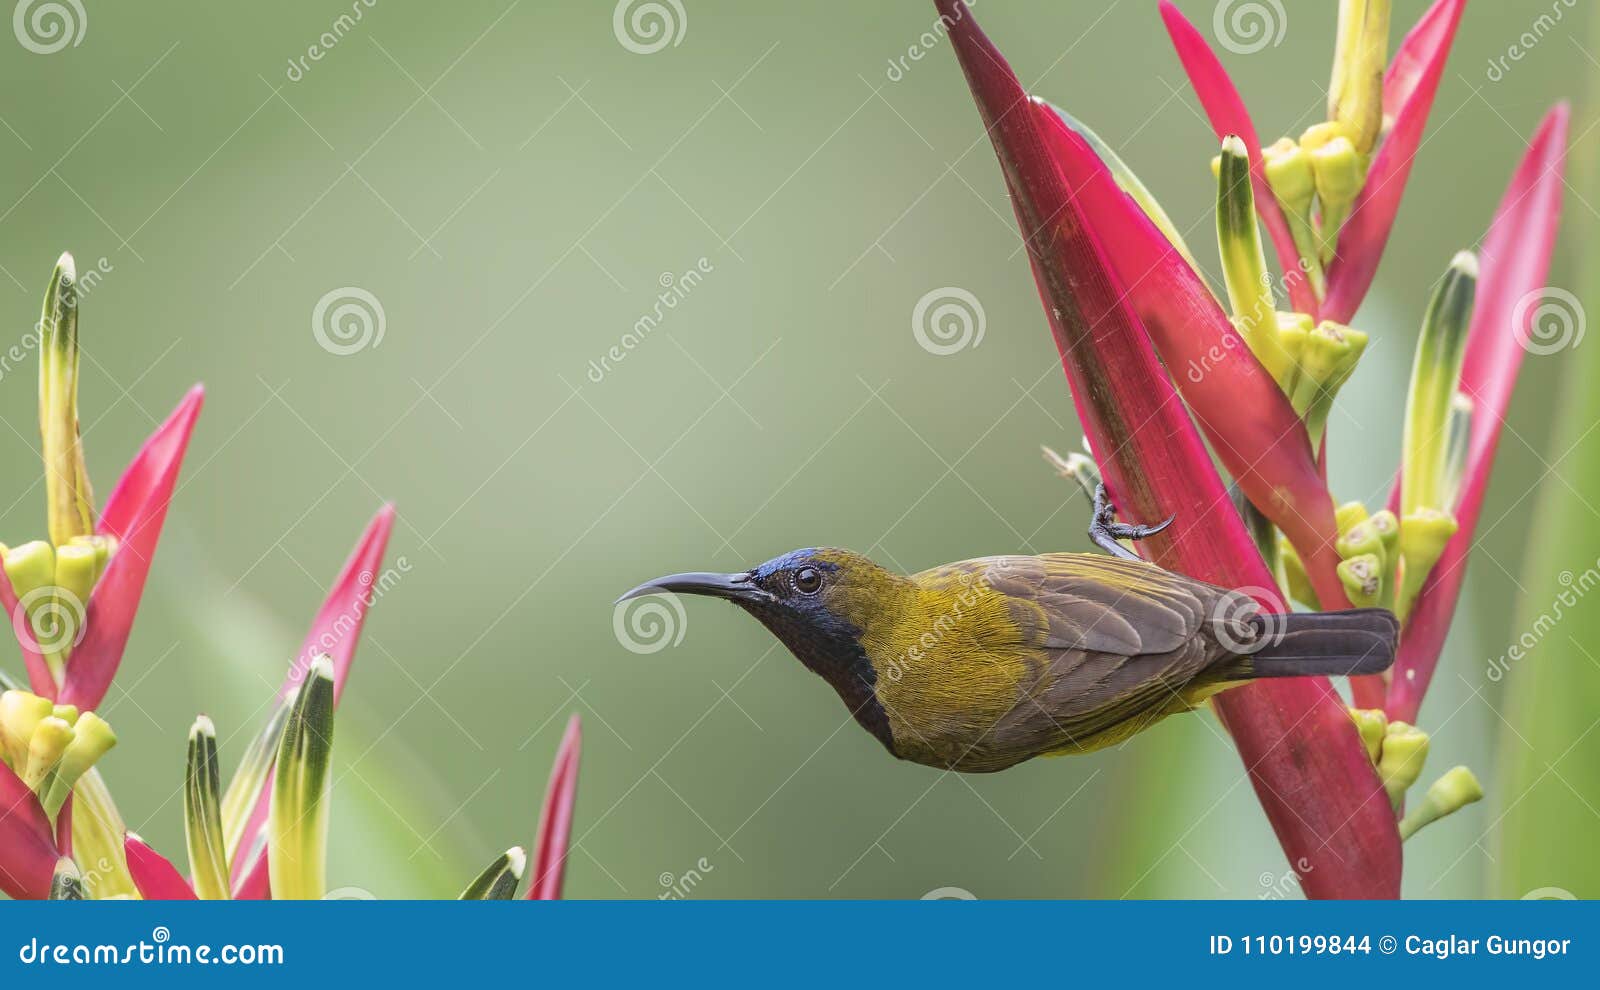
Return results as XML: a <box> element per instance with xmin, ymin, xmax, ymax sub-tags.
<box><xmin>1089</xmin><ymin>483</ymin><xmax>1174</xmax><ymax>561</ymax></box>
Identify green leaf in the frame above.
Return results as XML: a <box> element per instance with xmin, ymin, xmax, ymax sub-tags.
<box><xmin>269</xmin><ymin>655</ymin><xmax>335</xmax><ymax>900</ymax></box>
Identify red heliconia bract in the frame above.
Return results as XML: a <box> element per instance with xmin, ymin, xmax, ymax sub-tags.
<box><xmin>527</xmin><ymin>713</ymin><xmax>582</xmax><ymax>900</ymax></box>
<box><xmin>934</xmin><ymin>0</ymin><xmax>1401</xmax><ymax>898</ymax></box>
<box><xmin>0</xmin><ymin>761</ymin><xmax>59</xmax><ymax>900</ymax></box>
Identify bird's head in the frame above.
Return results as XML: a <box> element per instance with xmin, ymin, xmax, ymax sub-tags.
<box><xmin>617</xmin><ymin>548</ymin><xmax>913</xmax><ymax>746</ymax></box>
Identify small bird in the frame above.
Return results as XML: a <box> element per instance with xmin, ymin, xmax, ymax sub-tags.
<box><xmin>618</xmin><ymin>487</ymin><xmax>1398</xmax><ymax>773</ymax></box>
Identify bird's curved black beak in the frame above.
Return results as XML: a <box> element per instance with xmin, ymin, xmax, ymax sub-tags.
<box><xmin>615</xmin><ymin>571</ymin><xmax>774</xmax><ymax>606</ymax></box>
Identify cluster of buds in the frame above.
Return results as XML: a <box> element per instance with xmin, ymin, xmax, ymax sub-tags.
<box><xmin>0</xmin><ymin>688</ymin><xmax>116</xmax><ymax>818</ymax></box>
<box><xmin>1209</xmin><ymin>119</ymin><xmax>1376</xmax><ymax>447</ymax></box>
<box><xmin>1277</xmin><ymin>248</ymin><xmax>1477</xmax><ymax>623</ymax></box>
<box><xmin>0</xmin><ymin>248</ymin><xmax>584</xmax><ymax>900</ymax></box>
<box><xmin>1349</xmin><ymin>707</ymin><xmax>1482</xmax><ymax>840</ymax></box>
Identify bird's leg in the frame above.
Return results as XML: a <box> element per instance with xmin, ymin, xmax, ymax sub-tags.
<box><xmin>1089</xmin><ymin>483</ymin><xmax>1175</xmax><ymax>560</ymax></box>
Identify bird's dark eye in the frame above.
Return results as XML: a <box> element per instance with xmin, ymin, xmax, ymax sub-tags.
<box><xmin>793</xmin><ymin>566</ymin><xmax>822</xmax><ymax>595</ymax></box>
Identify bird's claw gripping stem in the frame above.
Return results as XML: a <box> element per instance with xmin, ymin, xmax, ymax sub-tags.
<box><xmin>1089</xmin><ymin>483</ymin><xmax>1174</xmax><ymax>561</ymax></box>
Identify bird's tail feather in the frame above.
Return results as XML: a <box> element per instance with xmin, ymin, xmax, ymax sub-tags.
<box><xmin>1237</xmin><ymin>608</ymin><xmax>1399</xmax><ymax>678</ymax></box>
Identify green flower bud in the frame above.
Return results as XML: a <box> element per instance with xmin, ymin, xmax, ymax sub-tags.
<box><xmin>1367</xmin><ymin>510</ymin><xmax>1400</xmax><ymax>608</ymax></box>
<box><xmin>67</xmin><ymin>534</ymin><xmax>115</xmax><ymax>581</ymax></box>
<box><xmin>1289</xmin><ymin>321</ymin><xmax>1368</xmax><ymax>447</ymax></box>
<box><xmin>0</xmin><ymin>690</ymin><xmax>55</xmax><ymax>770</ymax></box>
<box><xmin>37</xmin><ymin>253</ymin><xmax>95</xmax><ymax>547</ymax></box>
<box><xmin>1275</xmin><ymin>312</ymin><xmax>1314</xmax><ymax>397</ymax></box>
<box><xmin>1397</xmin><ymin>508</ymin><xmax>1460</xmax><ymax>623</ymax></box>
<box><xmin>1303</xmin><ymin>127</ymin><xmax>1367</xmax><ymax>261</ymax></box>
<box><xmin>1402</xmin><ymin>253</ymin><xmax>1477</xmax><ymax>517</ymax></box>
<box><xmin>1216</xmin><ymin>137</ymin><xmax>1289</xmax><ymax>388</ymax></box>
<box><xmin>49</xmin><ymin>857</ymin><xmax>85</xmax><ymax>900</ymax></box>
<box><xmin>270</xmin><ymin>655</ymin><xmax>336</xmax><ymax>900</ymax></box>
<box><xmin>1336</xmin><ymin>521</ymin><xmax>1383</xmax><ymax>562</ymax></box>
<box><xmin>42</xmin><ymin>710</ymin><xmax>115</xmax><ymax>816</ymax></box>
<box><xmin>1378</xmin><ymin>721</ymin><xmax>1430</xmax><ymax>808</ymax></box>
<box><xmin>1349</xmin><ymin>707</ymin><xmax>1387</xmax><ymax>764</ymax></box>
<box><xmin>23</xmin><ymin>715</ymin><xmax>74</xmax><ymax>792</ymax></box>
<box><xmin>1263</xmin><ymin>138</ymin><xmax>1325</xmax><ymax>296</ymax></box>
<box><xmin>459</xmin><ymin>846</ymin><xmax>527</xmax><ymax>900</ymax></box>
<box><xmin>185</xmin><ymin>715</ymin><xmax>230</xmax><ymax>900</ymax></box>
<box><xmin>1334</xmin><ymin>500</ymin><xmax>1370</xmax><ymax>536</ymax></box>
<box><xmin>1399</xmin><ymin>766</ymin><xmax>1484</xmax><ymax>840</ymax></box>
<box><xmin>1338</xmin><ymin>553</ymin><xmax>1383</xmax><ymax>607</ymax></box>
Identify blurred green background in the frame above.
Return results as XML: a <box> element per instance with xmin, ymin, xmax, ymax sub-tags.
<box><xmin>0</xmin><ymin>1</ymin><xmax>1588</xmax><ymax>898</ymax></box>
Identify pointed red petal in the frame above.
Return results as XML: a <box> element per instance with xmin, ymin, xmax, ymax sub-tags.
<box><xmin>1157</xmin><ymin>0</ymin><xmax>1316</xmax><ymax>315</ymax></box>
<box><xmin>278</xmin><ymin>503</ymin><xmax>396</xmax><ymax>707</ymax></box>
<box><xmin>124</xmin><ymin>834</ymin><xmax>198</xmax><ymax>900</ymax></box>
<box><xmin>527</xmin><ymin>714</ymin><xmax>581</xmax><ymax>900</ymax></box>
<box><xmin>1033</xmin><ymin>100</ymin><xmax>1350</xmax><ymax>610</ymax></box>
<box><xmin>1323</xmin><ymin>0</ymin><xmax>1465</xmax><ymax>323</ymax></box>
<box><xmin>57</xmin><ymin>386</ymin><xmax>204</xmax><ymax>710</ymax></box>
<box><xmin>0</xmin><ymin>762</ymin><xmax>58</xmax><ymax>900</ymax></box>
<box><xmin>0</xmin><ymin>568</ymin><xmax>56</xmax><ymax>698</ymax></box>
<box><xmin>1387</xmin><ymin>104</ymin><xmax>1569</xmax><ymax>724</ymax></box>
<box><xmin>228</xmin><ymin>506</ymin><xmax>396</xmax><ymax>893</ymax></box>
<box><xmin>942</xmin><ymin>0</ymin><xmax>1398</xmax><ymax>896</ymax></box>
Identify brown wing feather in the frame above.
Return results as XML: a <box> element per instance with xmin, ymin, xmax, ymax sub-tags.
<box><xmin>916</xmin><ymin>553</ymin><xmax>1225</xmax><ymax>654</ymax></box>
<box><xmin>915</xmin><ymin>553</ymin><xmax>1240</xmax><ymax>763</ymax></box>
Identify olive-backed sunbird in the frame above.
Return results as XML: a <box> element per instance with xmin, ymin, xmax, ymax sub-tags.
<box><xmin>619</xmin><ymin>488</ymin><xmax>1398</xmax><ymax>773</ymax></box>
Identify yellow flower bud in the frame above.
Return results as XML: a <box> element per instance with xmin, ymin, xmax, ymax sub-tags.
<box><xmin>1400</xmin><ymin>766</ymin><xmax>1484</xmax><ymax>840</ymax></box>
<box><xmin>1378</xmin><ymin>721</ymin><xmax>1430</xmax><ymax>808</ymax></box>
